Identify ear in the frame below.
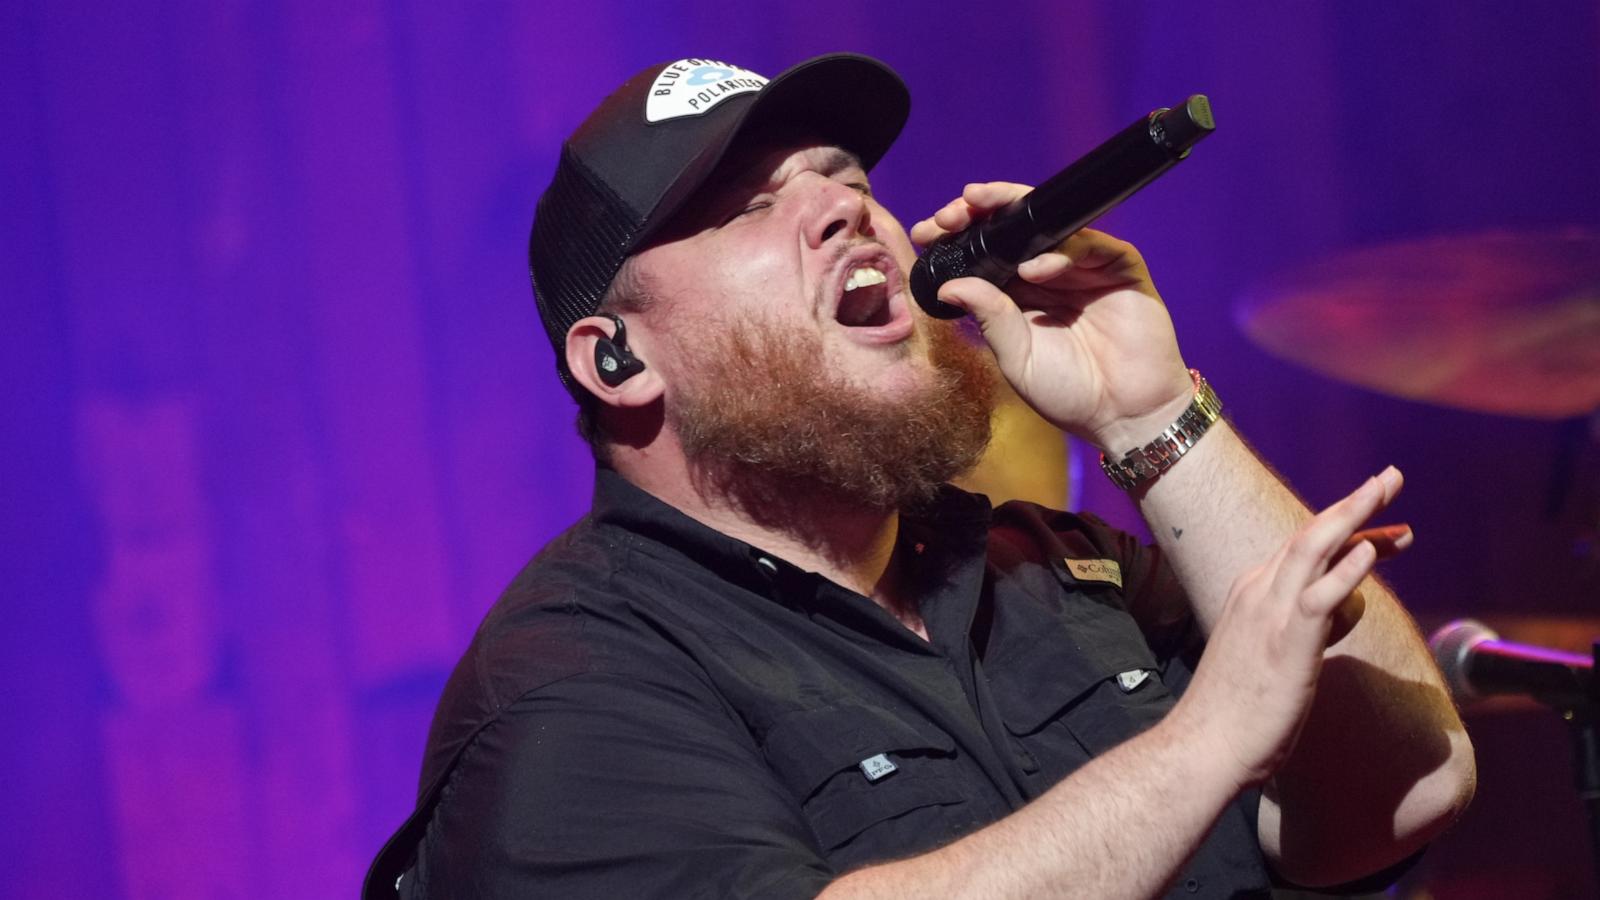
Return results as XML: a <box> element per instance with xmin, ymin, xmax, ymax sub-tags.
<box><xmin>565</xmin><ymin>315</ymin><xmax>665</xmax><ymax>408</ymax></box>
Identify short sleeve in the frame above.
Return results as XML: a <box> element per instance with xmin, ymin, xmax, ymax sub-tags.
<box><xmin>410</xmin><ymin>670</ymin><xmax>835</xmax><ymax>899</ymax></box>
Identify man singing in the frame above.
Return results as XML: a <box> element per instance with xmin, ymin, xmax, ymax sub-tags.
<box><xmin>366</xmin><ymin>53</ymin><xmax>1475</xmax><ymax>899</ymax></box>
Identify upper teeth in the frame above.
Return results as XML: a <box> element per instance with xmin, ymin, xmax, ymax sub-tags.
<box><xmin>844</xmin><ymin>266</ymin><xmax>887</xmax><ymax>292</ymax></box>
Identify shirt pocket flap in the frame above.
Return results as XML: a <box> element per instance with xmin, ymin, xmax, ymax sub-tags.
<box><xmin>762</xmin><ymin>704</ymin><xmax>956</xmax><ymax>801</ymax></box>
<box><xmin>987</xmin><ymin>606</ymin><xmax>1164</xmax><ymax>736</ymax></box>
<box><xmin>762</xmin><ymin>704</ymin><xmax>965</xmax><ymax>852</ymax></box>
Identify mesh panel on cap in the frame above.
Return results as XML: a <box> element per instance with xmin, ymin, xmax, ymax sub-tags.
<box><xmin>530</xmin><ymin>144</ymin><xmax>643</xmax><ymax>385</ymax></box>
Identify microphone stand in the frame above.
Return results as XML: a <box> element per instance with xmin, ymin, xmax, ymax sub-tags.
<box><xmin>1538</xmin><ymin>637</ymin><xmax>1600</xmax><ymax>897</ymax></box>
<box><xmin>1571</xmin><ymin>640</ymin><xmax>1600</xmax><ymax>898</ymax></box>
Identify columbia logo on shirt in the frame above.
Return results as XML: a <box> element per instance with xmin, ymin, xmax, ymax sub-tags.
<box><xmin>1064</xmin><ymin>558</ymin><xmax>1123</xmax><ymax>589</ymax></box>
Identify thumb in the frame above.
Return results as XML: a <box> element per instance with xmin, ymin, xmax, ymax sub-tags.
<box><xmin>938</xmin><ymin>276</ymin><xmax>1031</xmax><ymax>365</ymax></box>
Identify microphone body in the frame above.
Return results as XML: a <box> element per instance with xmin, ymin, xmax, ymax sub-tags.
<box><xmin>1429</xmin><ymin>619</ymin><xmax>1595</xmax><ymax>706</ymax></box>
<box><xmin>909</xmin><ymin>95</ymin><xmax>1216</xmax><ymax>318</ymax></box>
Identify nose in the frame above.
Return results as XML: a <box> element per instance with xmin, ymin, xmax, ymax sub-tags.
<box><xmin>805</xmin><ymin>178</ymin><xmax>873</xmax><ymax>248</ymax></box>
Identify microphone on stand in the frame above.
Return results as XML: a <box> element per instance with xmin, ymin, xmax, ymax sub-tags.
<box><xmin>1429</xmin><ymin>618</ymin><xmax>1594</xmax><ymax>706</ymax></box>
<box><xmin>908</xmin><ymin>95</ymin><xmax>1216</xmax><ymax>319</ymax></box>
<box><xmin>1432</xmin><ymin>620</ymin><xmax>1600</xmax><ymax>890</ymax></box>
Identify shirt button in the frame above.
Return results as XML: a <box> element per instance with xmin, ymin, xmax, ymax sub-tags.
<box><xmin>1184</xmin><ymin>877</ymin><xmax>1200</xmax><ymax>893</ymax></box>
<box><xmin>754</xmin><ymin>556</ymin><xmax>778</xmax><ymax>577</ymax></box>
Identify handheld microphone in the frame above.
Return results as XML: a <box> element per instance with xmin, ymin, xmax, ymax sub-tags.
<box><xmin>909</xmin><ymin>96</ymin><xmax>1216</xmax><ymax>319</ymax></box>
<box><xmin>1429</xmin><ymin>619</ymin><xmax>1595</xmax><ymax>706</ymax></box>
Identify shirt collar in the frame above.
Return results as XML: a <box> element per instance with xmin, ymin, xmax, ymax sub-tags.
<box><xmin>593</xmin><ymin>465</ymin><xmax>992</xmax><ymax>554</ymax></box>
<box><xmin>589</xmin><ymin>466</ymin><xmax>996</xmax><ymax>631</ymax></box>
<box><xmin>590</xmin><ymin>467</ymin><xmax>784</xmax><ymax>592</ymax></box>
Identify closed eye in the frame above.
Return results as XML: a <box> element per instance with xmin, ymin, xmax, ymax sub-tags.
<box><xmin>721</xmin><ymin>200</ymin><xmax>772</xmax><ymax>225</ymax></box>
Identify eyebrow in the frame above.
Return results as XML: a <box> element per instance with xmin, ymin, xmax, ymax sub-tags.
<box><xmin>813</xmin><ymin>148</ymin><xmax>864</xmax><ymax>177</ymax></box>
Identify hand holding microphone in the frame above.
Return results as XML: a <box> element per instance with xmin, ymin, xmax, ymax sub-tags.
<box><xmin>905</xmin><ymin>97</ymin><xmax>1216</xmax><ymax>447</ymax></box>
<box><xmin>909</xmin><ymin>96</ymin><xmax>1216</xmax><ymax>318</ymax></box>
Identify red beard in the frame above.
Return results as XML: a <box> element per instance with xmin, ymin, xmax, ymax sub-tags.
<box><xmin>672</xmin><ymin>317</ymin><xmax>997</xmax><ymax>515</ymax></box>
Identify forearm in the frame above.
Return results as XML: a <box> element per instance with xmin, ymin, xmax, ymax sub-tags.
<box><xmin>1131</xmin><ymin>419</ymin><xmax>1318</xmax><ymax>629</ymax></box>
<box><xmin>818</xmin><ymin>709</ymin><xmax>1239</xmax><ymax>900</ymax></box>
<box><xmin>1127</xmin><ymin>419</ymin><xmax>1475</xmax><ymax>883</ymax></box>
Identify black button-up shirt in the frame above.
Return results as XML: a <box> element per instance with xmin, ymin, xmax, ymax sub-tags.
<box><xmin>370</xmin><ymin>469</ymin><xmax>1274</xmax><ymax>898</ymax></box>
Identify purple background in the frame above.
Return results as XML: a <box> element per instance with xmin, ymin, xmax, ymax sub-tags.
<box><xmin>4</xmin><ymin>2</ymin><xmax>1599</xmax><ymax>897</ymax></box>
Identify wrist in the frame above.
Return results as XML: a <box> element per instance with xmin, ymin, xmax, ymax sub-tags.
<box><xmin>1092</xmin><ymin>387</ymin><xmax>1198</xmax><ymax>458</ymax></box>
<box><xmin>1161</xmin><ymin>695</ymin><xmax>1264</xmax><ymax>794</ymax></box>
<box><xmin>1099</xmin><ymin>370</ymin><xmax>1224</xmax><ymax>492</ymax></box>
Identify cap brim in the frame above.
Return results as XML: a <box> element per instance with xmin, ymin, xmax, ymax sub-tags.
<box><xmin>638</xmin><ymin>53</ymin><xmax>909</xmax><ymax>250</ymax></box>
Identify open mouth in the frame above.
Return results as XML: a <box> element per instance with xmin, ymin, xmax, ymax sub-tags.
<box><xmin>835</xmin><ymin>265</ymin><xmax>894</xmax><ymax>327</ymax></box>
<box><xmin>828</xmin><ymin>252</ymin><xmax>914</xmax><ymax>346</ymax></box>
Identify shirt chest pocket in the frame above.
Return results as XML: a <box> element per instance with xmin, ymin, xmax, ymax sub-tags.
<box><xmin>761</xmin><ymin>704</ymin><xmax>970</xmax><ymax>860</ymax></box>
<box><xmin>987</xmin><ymin>595</ymin><xmax>1177</xmax><ymax>783</ymax></box>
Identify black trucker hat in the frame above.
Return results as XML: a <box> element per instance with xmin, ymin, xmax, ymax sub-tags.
<box><xmin>529</xmin><ymin>53</ymin><xmax>912</xmax><ymax>393</ymax></box>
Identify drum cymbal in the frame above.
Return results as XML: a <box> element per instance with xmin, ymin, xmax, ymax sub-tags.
<box><xmin>1236</xmin><ymin>230</ymin><xmax>1600</xmax><ymax>419</ymax></box>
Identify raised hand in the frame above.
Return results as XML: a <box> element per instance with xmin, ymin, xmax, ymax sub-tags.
<box><xmin>1166</xmin><ymin>466</ymin><xmax>1411</xmax><ymax>790</ymax></box>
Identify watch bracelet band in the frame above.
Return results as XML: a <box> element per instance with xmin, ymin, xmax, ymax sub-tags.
<box><xmin>1099</xmin><ymin>370</ymin><xmax>1223</xmax><ymax>491</ymax></box>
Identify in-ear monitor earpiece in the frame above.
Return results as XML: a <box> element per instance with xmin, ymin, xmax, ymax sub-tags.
<box><xmin>594</xmin><ymin>313</ymin><xmax>646</xmax><ymax>387</ymax></box>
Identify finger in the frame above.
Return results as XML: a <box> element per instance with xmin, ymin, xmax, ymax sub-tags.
<box><xmin>913</xmin><ymin>183</ymin><xmax>1039</xmax><ymax>246</ymax></box>
<box><xmin>909</xmin><ymin>217</ymin><xmax>945</xmax><ymax>246</ymax></box>
<box><xmin>961</xmin><ymin>181</ymin><xmax>1031</xmax><ymax>210</ymax></box>
<box><xmin>1299</xmin><ymin>539</ymin><xmax>1377</xmax><ymax>619</ymax></box>
<box><xmin>1274</xmin><ymin>466</ymin><xmax>1403</xmax><ymax>591</ymax></box>
<box><xmin>1327</xmin><ymin>588</ymin><xmax>1367</xmax><ymax>647</ymax></box>
<box><xmin>1299</xmin><ymin>464</ymin><xmax>1401</xmax><ymax>557</ymax></box>
<box><xmin>931</xmin><ymin>197</ymin><xmax>976</xmax><ymax>232</ymax></box>
<box><xmin>1016</xmin><ymin>230</ymin><xmax>1153</xmax><ymax>294</ymax></box>
<box><xmin>911</xmin><ymin>202</ymin><xmax>968</xmax><ymax>242</ymax></box>
<box><xmin>936</xmin><ymin>276</ymin><xmax>1031</xmax><ymax>365</ymax></box>
<box><xmin>910</xmin><ymin>197</ymin><xmax>977</xmax><ymax>245</ymax></box>
<box><xmin>1376</xmin><ymin>463</ymin><xmax>1403</xmax><ymax>503</ymax></box>
<box><xmin>1014</xmin><ymin>249</ymin><xmax>1146</xmax><ymax>299</ymax></box>
<box><xmin>1016</xmin><ymin>252</ymin><xmax>1073</xmax><ymax>283</ymax></box>
<box><xmin>1058</xmin><ymin>228</ymin><xmax>1141</xmax><ymax>271</ymax></box>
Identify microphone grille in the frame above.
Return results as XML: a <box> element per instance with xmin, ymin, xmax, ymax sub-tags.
<box><xmin>1428</xmin><ymin>618</ymin><xmax>1497</xmax><ymax>702</ymax></box>
<box><xmin>923</xmin><ymin>238</ymin><xmax>976</xmax><ymax>280</ymax></box>
<box><xmin>909</xmin><ymin>239</ymin><xmax>978</xmax><ymax>319</ymax></box>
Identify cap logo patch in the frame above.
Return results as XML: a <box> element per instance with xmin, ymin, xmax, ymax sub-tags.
<box><xmin>645</xmin><ymin>58</ymin><xmax>769</xmax><ymax>123</ymax></box>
